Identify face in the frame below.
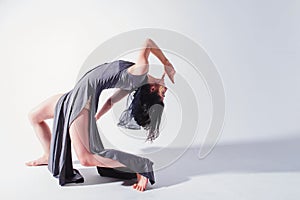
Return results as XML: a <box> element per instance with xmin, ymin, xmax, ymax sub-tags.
<box><xmin>150</xmin><ymin>84</ymin><xmax>168</xmax><ymax>101</ymax></box>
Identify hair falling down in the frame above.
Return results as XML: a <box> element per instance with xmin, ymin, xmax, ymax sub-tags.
<box><xmin>117</xmin><ymin>84</ymin><xmax>165</xmax><ymax>142</ymax></box>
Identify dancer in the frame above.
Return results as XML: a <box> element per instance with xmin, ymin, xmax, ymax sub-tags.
<box><xmin>26</xmin><ymin>38</ymin><xmax>176</xmax><ymax>192</ymax></box>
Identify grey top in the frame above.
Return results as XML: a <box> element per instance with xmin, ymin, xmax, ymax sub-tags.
<box><xmin>69</xmin><ymin>60</ymin><xmax>148</xmax><ymax>123</ymax></box>
<box><xmin>48</xmin><ymin>60</ymin><xmax>155</xmax><ymax>186</ymax></box>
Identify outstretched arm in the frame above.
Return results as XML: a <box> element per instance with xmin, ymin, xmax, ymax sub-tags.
<box><xmin>95</xmin><ymin>89</ymin><xmax>130</xmax><ymax>120</ymax></box>
<box><xmin>134</xmin><ymin>38</ymin><xmax>176</xmax><ymax>83</ymax></box>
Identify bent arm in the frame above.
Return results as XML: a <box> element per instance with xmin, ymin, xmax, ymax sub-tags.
<box><xmin>129</xmin><ymin>38</ymin><xmax>169</xmax><ymax>75</ymax></box>
<box><xmin>138</xmin><ymin>38</ymin><xmax>169</xmax><ymax>64</ymax></box>
<box><xmin>133</xmin><ymin>38</ymin><xmax>176</xmax><ymax>83</ymax></box>
<box><xmin>95</xmin><ymin>89</ymin><xmax>130</xmax><ymax>120</ymax></box>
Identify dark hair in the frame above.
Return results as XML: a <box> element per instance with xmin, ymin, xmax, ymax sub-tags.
<box><xmin>131</xmin><ymin>83</ymin><xmax>165</xmax><ymax>141</ymax></box>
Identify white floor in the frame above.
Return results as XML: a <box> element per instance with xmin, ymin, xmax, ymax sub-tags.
<box><xmin>3</xmin><ymin>136</ymin><xmax>300</xmax><ymax>200</ymax></box>
<box><xmin>1</xmin><ymin>1</ymin><xmax>300</xmax><ymax>199</ymax></box>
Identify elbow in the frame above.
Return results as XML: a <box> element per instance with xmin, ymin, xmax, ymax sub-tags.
<box><xmin>145</xmin><ymin>38</ymin><xmax>153</xmax><ymax>45</ymax></box>
<box><xmin>106</xmin><ymin>98</ymin><xmax>114</xmax><ymax>107</ymax></box>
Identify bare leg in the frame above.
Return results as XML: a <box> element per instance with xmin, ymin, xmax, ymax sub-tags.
<box><xmin>69</xmin><ymin>108</ymin><xmax>127</xmax><ymax>168</ymax></box>
<box><xmin>26</xmin><ymin>93</ymin><xmax>63</xmax><ymax>166</ymax></box>
<box><xmin>69</xmin><ymin>108</ymin><xmax>149</xmax><ymax>191</ymax></box>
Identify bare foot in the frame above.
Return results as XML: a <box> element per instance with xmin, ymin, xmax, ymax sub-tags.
<box><xmin>132</xmin><ymin>173</ymin><xmax>148</xmax><ymax>192</ymax></box>
<box><xmin>25</xmin><ymin>155</ymin><xmax>48</xmax><ymax>166</ymax></box>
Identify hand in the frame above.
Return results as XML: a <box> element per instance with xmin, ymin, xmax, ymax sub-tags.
<box><xmin>95</xmin><ymin>113</ymin><xmax>101</xmax><ymax>121</ymax></box>
<box><xmin>164</xmin><ymin>60</ymin><xmax>176</xmax><ymax>84</ymax></box>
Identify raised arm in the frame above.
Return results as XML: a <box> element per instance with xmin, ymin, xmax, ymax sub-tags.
<box><xmin>138</xmin><ymin>38</ymin><xmax>169</xmax><ymax>64</ymax></box>
<box><xmin>95</xmin><ymin>89</ymin><xmax>130</xmax><ymax>120</ymax></box>
<box><xmin>133</xmin><ymin>38</ymin><xmax>176</xmax><ymax>83</ymax></box>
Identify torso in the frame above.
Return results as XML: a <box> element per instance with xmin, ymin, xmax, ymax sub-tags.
<box><xmin>126</xmin><ymin>63</ymin><xmax>149</xmax><ymax>76</ymax></box>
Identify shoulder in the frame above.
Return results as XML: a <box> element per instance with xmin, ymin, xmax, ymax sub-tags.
<box><xmin>115</xmin><ymin>59</ymin><xmax>145</xmax><ymax>75</ymax></box>
<box><xmin>125</xmin><ymin>59</ymin><xmax>148</xmax><ymax>76</ymax></box>
<box><xmin>117</xmin><ymin>59</ymin><xmax>135</xmax><ymax>66</ymax></box>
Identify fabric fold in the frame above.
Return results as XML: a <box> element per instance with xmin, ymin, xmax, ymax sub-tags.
<box><xmin>48</xmin><ymin>60</ymin><xmax>155</xmax><ymax>186</ymax></box>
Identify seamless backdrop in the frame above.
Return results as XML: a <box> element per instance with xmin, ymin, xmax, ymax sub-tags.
<box><xmin>0</xmin><ymin>0</ymin><xmax>299</xmax><ymax>199</ymax></box>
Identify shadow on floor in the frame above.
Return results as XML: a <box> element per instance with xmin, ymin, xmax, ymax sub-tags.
<box><xmin>70</xmin><ymin>135</ymin><xmax>300</xmax><ymax>189</ymax></box>
<box><xmin>65</xmin><ymin>167</ymin><xmax>137</xmax><ymax>187</ymax></box>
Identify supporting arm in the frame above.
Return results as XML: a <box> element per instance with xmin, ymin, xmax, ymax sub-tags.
<box><xmin>95</xmin><ymin>89</ymin><xmax>130</xmax><ymax>120</ymax></box>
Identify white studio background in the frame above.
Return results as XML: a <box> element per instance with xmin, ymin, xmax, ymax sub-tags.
<box><xmin>0</xmin><ymin>0</ymin><xmax>299</xmax><ymax>199</ymax></box>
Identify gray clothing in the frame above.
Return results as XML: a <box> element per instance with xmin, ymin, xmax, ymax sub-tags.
<box><xmin>48</xmin><ymin>60</ymin><xmax>155</xmax><ymax>185</ymax></box>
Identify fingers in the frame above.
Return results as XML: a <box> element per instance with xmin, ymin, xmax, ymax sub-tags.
<box><xmin>167</xmin><ymin>70</ymin><xmax>175</xmax><ymax>84</ymax></box>
<box><xmin>95</xmin><ymin>113</ymin><xmax>100</xmax><ymax>121</ymax></box>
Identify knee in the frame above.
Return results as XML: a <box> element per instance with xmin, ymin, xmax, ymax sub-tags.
<box><xmin>78</xmin><ymin>155</ymin><xmax>94</xmax><ymax>167</ymax></box>
<box><xmin>28</xmin><ymin>110</ymin><xmax>41</xmax><ymax>125</ymax></box>
<box><xmin>79</xmin><ymin>159</ymin><xmax>90</xmax><ymax>167</ymax></box>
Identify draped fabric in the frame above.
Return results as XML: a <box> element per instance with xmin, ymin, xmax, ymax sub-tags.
<box><xmin>48</xmin><ymin>60</ymin><xmax>155</xmax><ymax>185</ymax></box>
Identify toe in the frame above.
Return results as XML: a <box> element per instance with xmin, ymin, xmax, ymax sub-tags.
<box><xmin>26</xmin><ymin>161</ymin><xmax>35</xmax><ymax>166</ymax></box>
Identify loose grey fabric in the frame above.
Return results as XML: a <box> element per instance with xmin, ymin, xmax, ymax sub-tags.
<box><xmin>48</xmin><ymin>60</ymin><xmax>155</xmax><ymax>185</ymax></box>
